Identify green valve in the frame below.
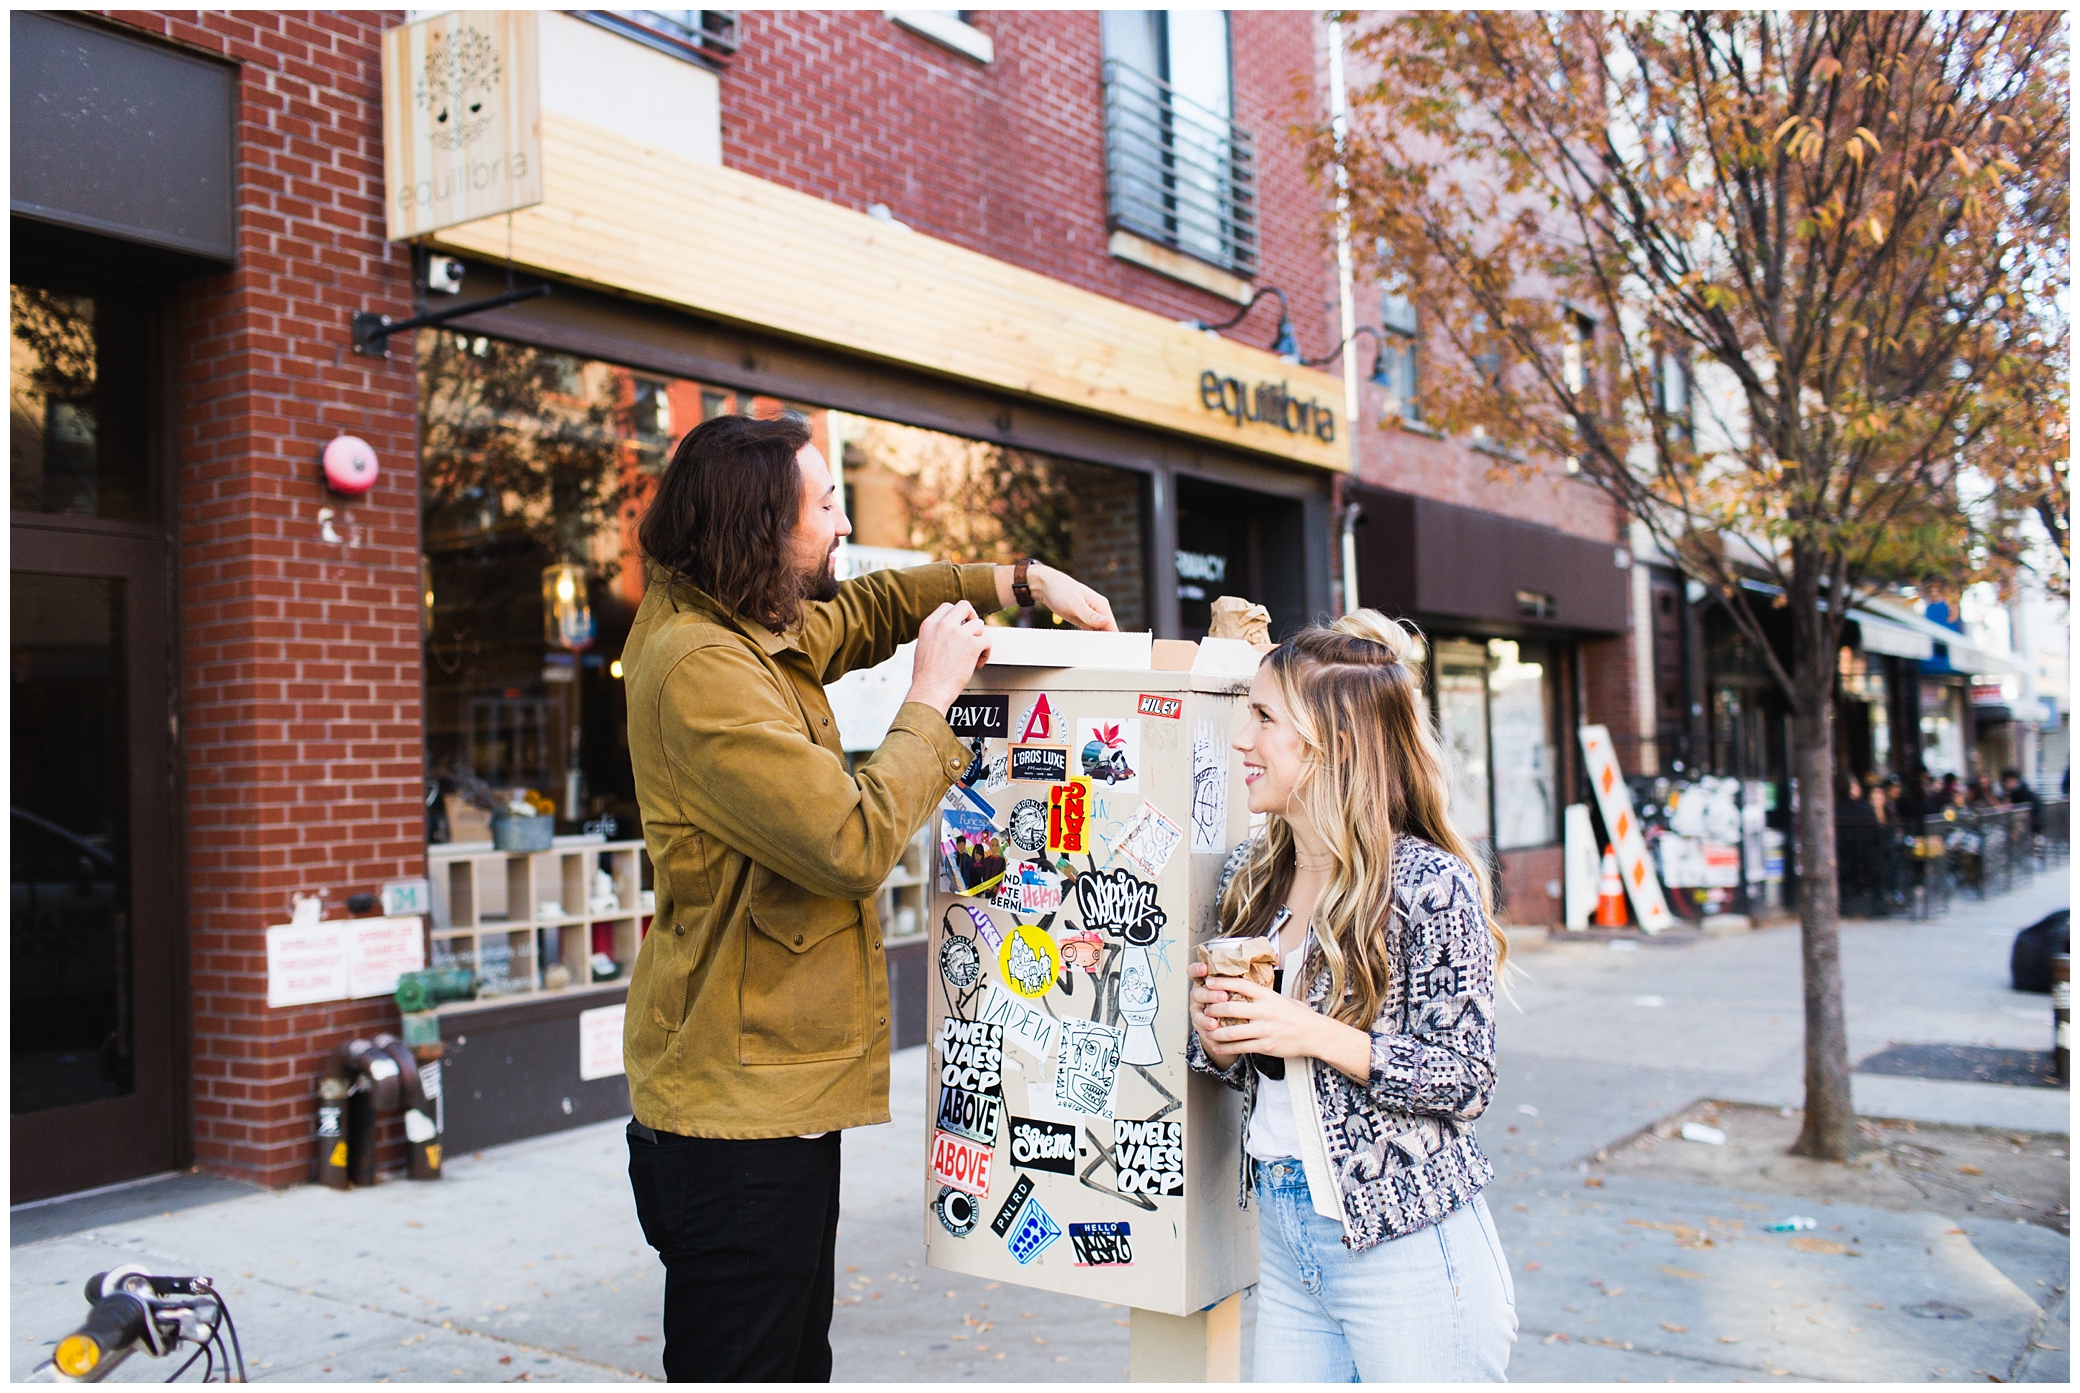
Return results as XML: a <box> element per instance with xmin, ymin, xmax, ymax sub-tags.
<box><xmin>395</xmin><ymin>966</ymin><xmax>477</xmax><ymax>1014</ymax></box>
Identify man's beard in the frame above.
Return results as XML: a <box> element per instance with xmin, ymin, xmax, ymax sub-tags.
<box><xmin>800</xmin><ymin>548</ymin><xmax>840</xmax><ymax>604</ymax></box>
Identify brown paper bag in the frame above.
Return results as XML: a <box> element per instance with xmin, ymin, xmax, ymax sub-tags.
<box><xmin>1209</xmin><ymin>596</ymin><xmax>1275</xmax><ymax>652</ymax></box>
<box><xmin>1195</xmin><ymin>935</ymin><xmax>1279</xmax><ymax>1028</ymax></box>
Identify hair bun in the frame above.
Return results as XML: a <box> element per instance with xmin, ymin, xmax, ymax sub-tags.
<box><xmin>1331</xmin><ymin>609</ymin><xmax>1419</xmax><ymax>663</ymax></box>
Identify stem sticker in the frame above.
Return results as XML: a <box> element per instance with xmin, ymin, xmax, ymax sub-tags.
<box><xmin>1007</xmin><ymin>1115</ymin><xmax>1078</xmax><ymax>1175</ymax></box>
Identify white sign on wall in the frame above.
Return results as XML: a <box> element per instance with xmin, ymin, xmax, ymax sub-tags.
<box><xmin>266</xmin><ymin>916</ymin><xmax>426</xmax><ymax>1008</ymax></box>
<box><xmin>579</xmin><ymin>1003</ymin><xmax>627</xmax><ymax>1081</ymax></box>
<box><xmin>381</xmin><ymin>11</ymin><xmax>543</xmax><ymax>240</ymax></box>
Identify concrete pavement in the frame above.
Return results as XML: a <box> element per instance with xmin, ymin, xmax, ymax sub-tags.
<box><xmin>11</xmin><ymin>873</ymin><xmax>2067</xmax><ymax>1382</ymax></box>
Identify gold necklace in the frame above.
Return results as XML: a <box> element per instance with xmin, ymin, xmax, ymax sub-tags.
<box><xmin>1293</xmin><ymin>856</ymin><xmax>1333</xmax><ymax>872</ymax></box>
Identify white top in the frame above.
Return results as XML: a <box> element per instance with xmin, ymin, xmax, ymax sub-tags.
<box><xmin>1244</xmin><ymin>938</ymin><xmax>1312</xmax><ymax>1163</ymax></box>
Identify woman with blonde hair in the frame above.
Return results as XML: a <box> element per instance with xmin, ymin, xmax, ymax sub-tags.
<box><xmin>1188</xmin><ymin>610</ymin><xmax>1516</xmax><ymax>1381</ymax></box>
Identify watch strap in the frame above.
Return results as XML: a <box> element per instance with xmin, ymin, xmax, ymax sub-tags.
<box><xmin>1012</xmin><ymin>557</ymin><xmax>1034</xmax><ymax>608</ymax></box>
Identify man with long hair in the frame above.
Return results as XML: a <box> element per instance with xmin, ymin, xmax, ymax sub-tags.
<box><xmin>620</xmin><ymin>412</ymin><xmax>1115</xmax><ymax>1381</ymax></box>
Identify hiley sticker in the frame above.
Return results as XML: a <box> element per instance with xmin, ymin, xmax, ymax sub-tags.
<box><xmin>1047</xmin><ymin>777</ymin><xmax>1092</xmax><ymax>855</ymax></box>
<box><xmin>1113</xmin><ymin>1116</ymin><xmax>1184</xmax><ymax>1197</ymax></box>
<box><xmin>1009</xmin><ymin>744</ymin><xmax>1069</xmax><ymax>784</ymax></box>
<box><xmin>998</xmin><ymin>921</ymin><xmax>1061</xmax><ymax>999</ymax></box>
<box><xmin>1069</xmin><ymin>1221</ymin><xmax>1134</xmax><ymax>1267</ymax></box>
<box><xmin>1007</xmin><ymin>1115</ymin><xmax>1078</xmax><ymax>1174</ymax></box>
<box><xmin>1135</xmin><ymin>693</ymin><xmax>1182</xmax><ymax>719</ymax></box>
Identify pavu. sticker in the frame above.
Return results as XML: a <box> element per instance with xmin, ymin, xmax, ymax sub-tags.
<box><xmin>935</xmin><ymin>1185</ymin><xmax>979</xmax><ymax>1237</ymax></box>
<box><xmin>1069</xmin><ymin>1221</ymin><xmax>1134</xmax><ymax>1267</ymax></box>
<box><xmin>998</xmin><ymin>921</ymin><xmax>1061</xmax><ymax>1000</ymax></box>
<box><xmin>948</xmin><ymin>694</ymin><xmax>1008</xmax><ymax>740</ymax></box>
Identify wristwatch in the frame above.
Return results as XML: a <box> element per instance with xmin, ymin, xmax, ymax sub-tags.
<box><xmin>1012</xmin><ymin>558</ymin><xmax>1035</xmax><ymax>608</ymax></box>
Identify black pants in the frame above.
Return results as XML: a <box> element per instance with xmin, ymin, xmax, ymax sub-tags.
<box><xmin>627</xmin><ymin>1122</ymin><xmax>842</xmax><ymax>1382</ymax></box>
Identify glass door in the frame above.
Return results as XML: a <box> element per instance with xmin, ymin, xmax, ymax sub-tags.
<box><xmin>11</xmin><ymin>271</ymin><xmax>181</xmax><ymax>1201</ymax></box>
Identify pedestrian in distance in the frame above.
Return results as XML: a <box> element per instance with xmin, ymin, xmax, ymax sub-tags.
<box><xmin>619</xmin><ymin>412</ymin><xmax>1116</xmax><ymax>1382</ymax></box>
<box><xmin>1188</xmin><ymin>610</ymin><xmax>1517</xmax><ymax>1382</ymax></box>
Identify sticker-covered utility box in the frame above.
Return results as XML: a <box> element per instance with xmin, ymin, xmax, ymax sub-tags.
<box><xmin>924</xmin><ymin>648</ymin><xmax>1259</xmax><ymax>1316</ymax></box>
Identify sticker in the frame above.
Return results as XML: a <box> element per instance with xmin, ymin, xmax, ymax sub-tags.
<box><xmin>948</xmin><ymin>694</ymin><xmax>1009</xmax><ymax>740</ymax></box>
<box><xmin>1047</xmin><ymin>777</ymin><xmax>1092</xmax><ymax>855</ymax></box>
<box><xmin>981</xmin><ymin>982</ymin><xmax>1060</xmax><ymax>1059</ymax></box>
<box><xmin>1136</xmin><ymin>693</ymin><xmax>1182</xmax><ymax>719</ymax></box>
<box><xmin>1007</xmin><ymin>1115</ymin><xmax>1079</xmax><ymax>1175</ymax></box>
<box><xmin>938</xmin><ymin>1018</ymin><xmax>1005</xmax><ymax>1092</ymax></box>
<box><xmin>1016</xmin><ymin>693</ymin><xmax>1056</xmax><ymax>742</ymax></box>
<box><xmin>1005</xmin><ymin>1195</ymin><xmax>1062</xmax><ymax>1265</ymax></box>
<box><xmin>1057</xmin><ymin>930</ymin><xmax>1104</xmax><ymax>975</ymax></box>
<box><xmin>1076</xmin><ymin>719</ymin><xmax>1139</xmax><ymax>788</ymax></box>
<box><xmin>935</xmin><ymin>1083</ymin><xmax>1004</xmax><ymax>1146</ymax></box>
<box><xmin>942</xmin><ymin>809</ymin><xmax>1007</xmax><ymax>896</ymax></box>
<box><xmin>990</xmin><ymin>1174</ymin><xmax>1036</xmax><ymax>1237</ymax></box>
<box><xmin>1009</xmin><ymin>744</ymin><xmax>1070</xmax><ymax>784</ymax></box>
<box><xmin>943</xmin><ymin>779</ymin><xmax>997</xmax><ymax>820</ymax></box>
<box><xmin>998</xmin><ymin>921</ymin><xmax>1062</xmax><ymax>999</ymax></box>
<box><xmin>1007</xmin><ymin>798</ymin><xmax>1049</xmax><ymax>852</ymax></box>
<box><xmin>952</xmin><ymin>900</ymin><xmax>1003</xmax><ymax>953</ymax></box>
<box><xmin>935</xmin><ymin>1186</ymin><xmax>979</xmax><ymax>1237</ymax></box>
<box><xmin>1113</xmin><ymin>1117</ymin><xmax>1184</xmax><ymax>1196</ymax></box>
<box><xmin>1053</xmin><ymin>1018</ymin><xmax>1125</xmax><ymax>1117</ymax></box>
<box><xmin>930</xmin><ymin>1127</ymin><xmax>994</xmax><ymax>1197</ymax></box>
<box><xmin>956</xmin><ymin>735</ymin><xmax>991</xmax><ymax>789</ymax></box>
<box><xmin>1113</xmin><ymin>802</ymin><xmax>1185</xmax><ymax>879</ymax></box>
<box><xmin>1116</xmin><ymin>945</ymin><xmax>1162</xmax><ymax>1066</ymax></box>
<box><xmin>1073</xmin><ymin>866</ymin><xmax>1167</xmax><ymax>946</ymax></box>
<box><xmin>1069</xmin><ymin>1221</ymin><xmax>1135</xmax><ymax>1266</ymax></box>
<box><xmin>989</xmin><ymin>861</ymin><xmax>1062</xmax><ymax>915</ymax></box>
<box><xmin>1190</xmin><ymin>720</ymin><xmax>1229</xmax><ymax>853</ymax></box>
<box><xmin>939</xmin><ymin>931</ymin><xmax>983</xmax><ymax>995</ymax></box>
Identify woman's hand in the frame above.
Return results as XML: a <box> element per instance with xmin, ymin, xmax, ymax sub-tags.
<box><xmin>1190</xmin><ymin>962</ymin><xmax>1375</xmax><ymax>1082</ymax></box>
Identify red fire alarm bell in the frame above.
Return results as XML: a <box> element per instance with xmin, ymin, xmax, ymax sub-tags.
<box><xmin>321</xmin><ymin>436</ymin><xmax>379</xmax><ymax>496</ymax></box>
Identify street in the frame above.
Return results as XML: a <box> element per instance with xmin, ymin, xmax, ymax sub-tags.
<box><xmin>12</xmin><ymin>875</ymin><xmax>2068</xmax><ymax>1383</ymax></box>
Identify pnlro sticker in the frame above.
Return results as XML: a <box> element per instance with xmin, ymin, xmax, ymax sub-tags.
<box><xmin>1069</xmin><ymin>1221</ymin><xmax>1134</xmax><ymax>1267</ymax></box>
<box><xmin>930</xmin><ymin>1127</ymin><xmax>994</xmax><ymax>1197</ymax></box>
<box><xmin>1005</xmin><ymin>1194</ymin><xmax>1062</xmax><ymax>1265</ymax></box>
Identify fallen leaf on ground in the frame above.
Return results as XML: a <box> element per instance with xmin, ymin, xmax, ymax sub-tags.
<box><xmin>1718</xmin><ymin>1336</ymin><xmax>1741</xmax><ymax>1344</ymax></box>
<box><xmin>1848</xmin><ymin>1327</ymin><xmax>1862</xmax><ymax>1334</ymax></box>
<box><xmin>1603</xmin><ymin>1286</ymin><xmax>1627</xmax><ymax>1298</ymax></box>
<box><xmin>1543</xmin><ymin>1332</ymin><xmax>1569</xmax><ymax>1345</ymax></box>
<box><xmin>1660</xmin><ymin>1266</ymin><xmax>1709</xmax><ymax>1280</ymax></box>
<box><xmin>498</xmin><ymin>1357</ymin><xmax>513</xmax><ymax>1366</ymax></box>
<box><xmin>1661</xmin><ymin>1322</ymin><xmax>1688</xmax><ymax>1333</ymax></box>
<box><xmin>1628</xmin><ymin>1218</ymin><xmax>1715</xmax><ymax>1249</ymax></box>
<box><xmin>1583</xmin><ymin>1177</ymin><xmax>1605</xmax><ymax>1188</ymax></box>
<box><xmin>1958</xmin><ymin>1165</ymin><xmax>1984</xmax><ymax>1175</ymax></box>
<box><xmin>1868</xmin><ymin>1302</ymin><xmax>1885</xmax><ymax>1310</ymax></box>
<box><xmin>1524</xmin><ymin>1261</ymin><xmax>1542</xmax><ymax>1271</ymax></box>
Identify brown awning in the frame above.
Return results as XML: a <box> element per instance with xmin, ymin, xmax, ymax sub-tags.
<box><xmin>1349</xmin><ymin>485</ymin><xmax>1630</xmax><ymax>637</ymax></box>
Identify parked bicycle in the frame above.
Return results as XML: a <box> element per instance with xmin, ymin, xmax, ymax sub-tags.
<box><xmin>27</xmin><ymin>1266</ymin><xmax>244</xmax><ymax>1383</ymax></box>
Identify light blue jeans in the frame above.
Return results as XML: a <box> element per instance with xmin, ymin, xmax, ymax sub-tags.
<box><xmin>1252</xmin><ymin>1159</ymin><xmax>1517</xmax><ymax>1382</ymax></box>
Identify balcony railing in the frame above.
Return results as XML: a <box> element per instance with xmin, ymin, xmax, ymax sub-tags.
<box><xmin>1102</xmin><ymin>58</ymin><xmax>1257</xmax><ymax>277</ymax></box>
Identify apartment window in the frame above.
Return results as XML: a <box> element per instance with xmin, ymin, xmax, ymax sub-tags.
<box><xmin>1654</xmin><ymin>347</ymin><xmax>1693</xmax><ymax>445</ymax></box>
<box><xmin>1101</xmin><ymin>11</ymin><xmax>1256</xmax><ymax>275</ymax></box>
<box><xmin>585</xmin><ymin>10</ymin><xmax>740</xmax><ymax>61</ymax></box>
<box><xmin>1378</xmin><ymin>286</ymin><xmax>1420</xmax><ymax>422</ymax></box>
<box><xmin>1560</xmin><ymin>309</ymin><xmax>1595</xmax><ymax>396</ymax></box>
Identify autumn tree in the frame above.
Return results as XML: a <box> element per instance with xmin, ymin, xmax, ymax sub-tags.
<box><xmin>1322</xmin><ymin>11</ymin><xmax>2068</xmax><ymax>1159</ymax></box>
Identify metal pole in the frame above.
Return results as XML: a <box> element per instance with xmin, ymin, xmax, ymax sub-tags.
<box><xmin>1129</xmin><ymin>1291</ymin><xmax>1243</xmax><ymax>1381</ymax></box>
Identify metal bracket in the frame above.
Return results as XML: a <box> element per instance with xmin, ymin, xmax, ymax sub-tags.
<box><xmin>351</xmin><ymin>283</ymin><xmax>553</xmax><ymax>358</ymax></box>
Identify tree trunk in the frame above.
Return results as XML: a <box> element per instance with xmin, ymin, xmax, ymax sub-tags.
<box><xmin>1787</xmin><ymin>588</ymin><xmax>1859</xmax><ymax>1162</ymax></box>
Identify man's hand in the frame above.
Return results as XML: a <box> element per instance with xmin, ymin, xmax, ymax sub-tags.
<box><xmin>905</xmin><ymin>601</ymin><xmax>992</xmax><ymax>713</ymax></box>
<box><xmin>998</xmin><ymin>562</ymin><xmax>1118</xmax><ymax>631</ymax></box>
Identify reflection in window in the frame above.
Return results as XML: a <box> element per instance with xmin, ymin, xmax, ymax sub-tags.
<box><xmin>1434</xmin><ymin>640</ymin><xmax>1493</xmax><ymax>856</ymax></box>
<box><xmin>9</xmin><ymin>281</ymin><xmax>154</xmax><ymax>521</ymax></box>
<box><xmin>1489</xmin><ymin>639</ymin><xmax>1555</xmax><ymax>849</ymax></box>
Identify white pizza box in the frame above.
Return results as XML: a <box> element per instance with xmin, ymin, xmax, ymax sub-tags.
<box><xmin>981</xmin><ymin>626</ymin><xmax>1154</xmax><ymax>670</ymax></box>
<box><xmin>923</xmin><ymin>662</ymin><xmax>1258</xmax><ymax>1315</ymax></box>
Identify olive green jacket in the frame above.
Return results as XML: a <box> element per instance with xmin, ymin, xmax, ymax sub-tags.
<box><xmin>621</xmin><ymin>560</ymin><xmax>1001</xmax><ymax>1137</ymax></box>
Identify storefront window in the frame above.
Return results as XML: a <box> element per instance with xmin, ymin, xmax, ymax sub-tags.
<box><xmin>10</xmin><ymin>278</ymin><xmax>156</xmax><ymax>521</ymax></box>
<box><xmin>1488</xmin><ymin>639</ymin><xmax>1555</xmax><ymax>849</ymax></box>
<box><xmin>1434</xmin><ymin>640</ymin><xmax>1492</xmax><ymax>851</ymax></box>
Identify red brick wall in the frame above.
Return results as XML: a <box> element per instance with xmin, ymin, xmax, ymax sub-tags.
<box><xmin>105</xmin><ymin>9</ymin><xmax>423</xmax><ymax>1187</ymax></box>
<box><xmin>1496</xmin><ymin>844</ymin><xmax>1564</xmax><ymax>927</ymax></box>
<box><xmin>717</xmin><ymin>10</ymin><xmax>1341</xmax><ymax>364</ymax></box>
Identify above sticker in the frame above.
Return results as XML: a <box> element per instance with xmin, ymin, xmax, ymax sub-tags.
<box><xmin>948</xmin><ymin>694</ymin><xmax>1009</xmax><ymax>740</ymax></box>
<box><xmin>942</xmin><ymin>809</ymin><xmax>1007</xmax><ymax>897</ymax></box>
<box><xmin>1113</xmin><ymin>802</ymin><xmax>1185</xmax><ymax>880</ymax></box>
<box><xmin>1076</xmin><ymin>719</ymin><xmax>1140</xmax><ymax>788</ymax></box>
<box><xmin>935</xmin><ymin>1186</ymin><xmax>979</xmax><ymax>1238</ymax></box>
<box><xmin>1009</xmin><ymin>744</ymin><xmax>1069</xmax><ymax>784</ymax></box>
<box><xmin>1047</xmin><ymin>777</ymin><xmax>1092</xmax><ymax>856</ymax></box>
<box><xmin>1136</xmin><ymin>693</ymin><xmax>1182</xmax><ymax>719</ymax></box>
<box><xmin>1005</xmin><ymin>1194</ymin><xmax>1062</xmax><ymax>1265</ymax></box>
<box><xmin>1113</xmin><ymin>1116</ymin><xmax>1184</xmax><ymax>1197</ymax></box>
<box><xmin>1015</xmin><ymin>693</ymin><xmax>1056</xmax><ymax>742</ymax></box>
<box><xmin>998</xmin><ymin>921</ymin><xmax>1062</xmax><ymax>1000</ymax></box>
<box><xmin>1007</xmin><ymin>1115</ymin><xmax>1079</xmax><ymax>1175</ymax></box>
<box><xmin>1069</xmin><ymin>1221</ymin><xmax>1134</xmax><ymax>1267</ymax></box>
<box><xmin>1073</xmin><ymin>866</ymin><xmax>1167</xmax><ymax>946</ymax></box>
<box><xmin>935</xmin><ymin>1081</ymin><xmax>1003</xmax><ymax>1147</ymax></box>
<box><xmin>937</xmin><ymin>1018</ymin><xmax>1004</xmax><ymax>1093</ymax></box>
<box><xmin>990</xmin><ymin>1174</ymin><xmax>1037</xmax><ymax>1238</ymax></box>
<box><xmin>931</xmin><ymin>1127</ymin><xmax>994</xmax><ymax>1197</ymax></box>
<box><xmin>1053</xmin><ymin>1018</ymin><xmax>1125</xmax><ymax>1118</ymax></box>
<box><xmin>1007</xmin><ymin>798</ymin><xmax>1049</xmax><ymax>853</ymax></box>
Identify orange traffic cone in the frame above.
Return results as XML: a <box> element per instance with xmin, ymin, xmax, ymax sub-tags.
<box><xmin>1595</xmin><ymin>846</ymin><xmax>1628</xmax><ymax>927</ymax></box>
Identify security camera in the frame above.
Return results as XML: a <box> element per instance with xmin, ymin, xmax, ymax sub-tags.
<box><xmin>427</xmin><ymin>256</ymin><xmax>466</xmax><ymax>294</ymax></box>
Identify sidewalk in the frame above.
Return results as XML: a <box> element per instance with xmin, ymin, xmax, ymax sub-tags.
<box><xmin>11</xmin><ymin>877</ymin><xmax>2067</xmax><ymax>1382</ymax></box>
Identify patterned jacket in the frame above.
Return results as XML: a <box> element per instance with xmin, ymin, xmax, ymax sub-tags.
<box><xmin>1186</xmin><ymin>834</ymin><xmax>1498</xmax><ymax>1250</ymax></box>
